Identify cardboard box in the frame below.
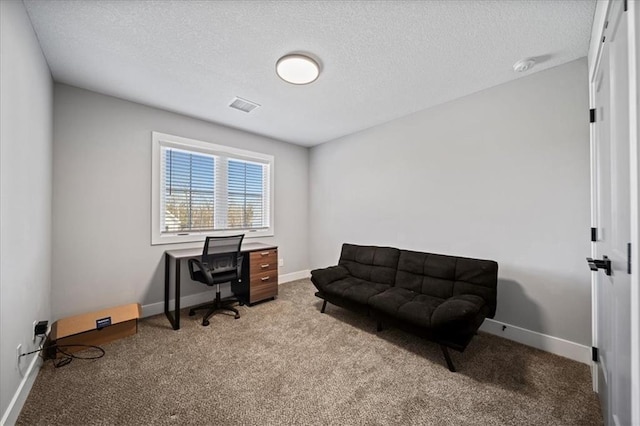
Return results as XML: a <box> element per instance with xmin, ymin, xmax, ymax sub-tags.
<box><xmin>47</xmin><ymin>303</ymin><xmax>141</xmax><ymax>358</ymax></box>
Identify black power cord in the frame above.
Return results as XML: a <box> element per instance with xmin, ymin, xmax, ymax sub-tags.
<box><xmin>52</xmin><ymin>344</ymin><xmax>105</xmax><ymax>368</ymax></box>
<box><xmin>20</xmin><ymin>333</ymin><xmax>105</xmax><ymax>368</ymax></box>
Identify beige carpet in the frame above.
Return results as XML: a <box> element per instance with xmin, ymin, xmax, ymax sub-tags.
<box><xmin>17</xmin><ymin>279</ymin><xmax>601</xmax><ymax>425</ymax></box>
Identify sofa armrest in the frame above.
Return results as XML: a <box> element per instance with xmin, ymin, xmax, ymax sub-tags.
<box><xmin>431</xmin><ymin>295</ymin><xmax>485</xmax><ymax>331</ymax></box>
<box><xmin>310</xmin><ymin>265</ymin><xmax>350</xmax><ymax>291</ymax></box>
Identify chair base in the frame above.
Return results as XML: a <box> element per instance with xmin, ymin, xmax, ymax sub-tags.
<box><xmin>189</xmin><ymin>291</ymin><xmax>240</xmax><ymax>326</ymax></box>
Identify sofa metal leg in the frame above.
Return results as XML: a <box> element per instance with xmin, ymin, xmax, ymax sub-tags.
<box><xmin>321</xmin><ymin>300</ymin><xmax>327</xmax><ymax>313</ymax></box>
<box><xmin>376</xmin><ymin>321</ymin><xmax>383</xmax><ymax>332</ymax></box>
<box><xmin>440</xmin><ymin>345</ymin><xmax>456</xmax><ymax>372</ymax></box>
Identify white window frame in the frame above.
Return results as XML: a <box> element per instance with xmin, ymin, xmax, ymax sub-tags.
<box><xmin>151</xmin><ymin>131</ymin><xmax>274</xmax><ymax>245</ymax></box>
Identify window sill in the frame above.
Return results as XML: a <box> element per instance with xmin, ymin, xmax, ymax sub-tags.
<box><xmin>151</xmin><ymin>229</ymin><xmax>274</xmax><ymax>246</ymax></box>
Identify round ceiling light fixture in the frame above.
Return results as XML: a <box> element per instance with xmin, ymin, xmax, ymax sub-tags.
<box><xmin>513</xmin><ymin>58</ymin><xmax>536</xmax><ymax>73</ymax></box>
<box><xmin>276</xmin><ymin>54</ymin><xmax>320</xmax><ymax>85</ymax></box>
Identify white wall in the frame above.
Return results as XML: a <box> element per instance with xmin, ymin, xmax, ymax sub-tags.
<box><xmin>52</xmin><ymin>84</ymin><xmax>309</xmax><ymax>319</ymax></box>
<box><xmin>0</xmin><ymin>0</ymin><xmax>53</xmax><ymax>422</ymax></box>
<box><xmin>309</xmin><ymin>58</ymin><xmax>592</xmax><ymax>346</ymax></box>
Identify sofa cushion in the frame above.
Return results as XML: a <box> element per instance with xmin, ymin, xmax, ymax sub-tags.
<box><xmin>430</xmin><ymin>294</ymin><xmax>486</xmax><ymax>330</ymax></box>
<box><xmin>395</xmin><ymin>250</ymin><xmax>498</xmax><ymax>317</ymax></box>
<box><xmin>452</xmin><ymin>258</ymin><xmax>498</xmax><ymax>317</ymax></box>
<box><xmin>368</xmin><ymin>287</ymin><xmax>445</xmax><ymax>328</ymax></box>
<box><xmin>339</xmin><ymin>244</ymin><xmax>400</xmax><ymax>286</ymax></box>
<box><xmin>323</xmin><ymin>276</ymin><xmax>391</xmax><ymax>305</ymax></box>
<box><xmin>310</xmin><ymin>265</ymin><xmax>350</xmax><ymax>292</ymax></box>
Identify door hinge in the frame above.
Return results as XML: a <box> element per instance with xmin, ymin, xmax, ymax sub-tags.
<box><xmin>591</xmin><ymin>227</ymin><xmax>598</xmax><ymax>242</ymax></box>
<box><xmin>590</xmin><ymin>108</ymin><xmax>596</xmax><ymax>123</ymax></box>
<box><xmin>628</xmin><ymin>243</ymin><xmax>632</xmax><ymax>274</ymax></box>
<box><xmin>592</xmin><ymin>347</ymin><xmax>599</xmax><ymax>362</ymax></box>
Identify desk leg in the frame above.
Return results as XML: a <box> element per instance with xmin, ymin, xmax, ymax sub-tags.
<box><xmin>164</xmin><ymin>254</ymin><xmax>180</xmax><ymax>330</ymax></box>
<box><xmin>174</xmin><ymin>259</ymin><xmax>181</xmax><ymax>330</ymax></box>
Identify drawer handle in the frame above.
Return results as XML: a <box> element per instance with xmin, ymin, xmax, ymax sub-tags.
<box><xmin>261</xmin><ymin>276</ymin><xmax>270</xmax><ymax>281</ymax></box>
<box><xmin>261</xmin><ymin>264</ymin><xmax>270</xmax><ymax>268</ymax></box>
<box><xmin>260</xmin><ymin>251</ymin><xmax>270</xmax><ymax>256</ymax></box>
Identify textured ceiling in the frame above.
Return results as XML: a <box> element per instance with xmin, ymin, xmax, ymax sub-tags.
<box><xmin>23</xmin><ymin>0</ymin><xmax>595</xmax><ymax>147</ymax></box>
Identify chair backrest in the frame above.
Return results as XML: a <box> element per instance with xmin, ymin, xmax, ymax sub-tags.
<box><xmin>201</xmin><ymin>234</ymin><xmax>245</xmax><ymax>275</ymax></box>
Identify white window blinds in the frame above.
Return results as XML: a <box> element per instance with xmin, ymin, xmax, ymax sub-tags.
<box><xmin>226</xmin><ymin>159</ymin><xmax>269</xmax><ymax>230</ymax></box>
<box><xmin>152</xmin><ymin>132</ymin><xmax>274</xmax><ymax>244</ymax></box>
<box><xmin>162</xmin><ymin>148</ymin><xmax>216</xmax><ymax>233</ymax></box>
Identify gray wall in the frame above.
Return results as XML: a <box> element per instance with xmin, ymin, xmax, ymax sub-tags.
<box><xmin>52</xmin><ymin>85</ymin><xmax>309</xmax><ymax>319</ymax></box>
<box><xmin>309</xmin><ymin>58</ymin><xmax>592</xmax><ymax>345</ymax></box>
<box><xmin>0</xmin><ymin>0</ymin><xmax>53</xmax><ymax>419</ymax></box>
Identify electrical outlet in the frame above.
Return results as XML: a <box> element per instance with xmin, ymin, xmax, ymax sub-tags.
<box><xmin>279</xmin><ymin>258</ymin><xmax>284</xmax><ymax>267</ymax></box>
<box><xmin>16</xmin><ymin>344</ymin><xmax>22</xmax><ymax>363</ymax></box>
<box><xmin>33</xmin><ymin>320</ymin><xmax>38</xmax><ymax>342</ymax></box>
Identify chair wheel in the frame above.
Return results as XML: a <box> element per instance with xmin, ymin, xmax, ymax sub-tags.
<box><xmin>189</xmin><ymin>310</ymin><xmax>195</xmax><ymax>316</ymax></box>
<box><xmin>202</xmin><ymin>320</ymin><xmax>210</xmax><ymax>326</ymax></box>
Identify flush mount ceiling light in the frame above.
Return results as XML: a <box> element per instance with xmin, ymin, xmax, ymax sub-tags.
<box><xmin>513</xmin><ymin>58</ymin><xmax>536</xmax><ymax>73</ymax></box>
<box><xmin>276</xmin><ymin>54</ymin><xmax>320</xmax><ymax>85</ymax></box>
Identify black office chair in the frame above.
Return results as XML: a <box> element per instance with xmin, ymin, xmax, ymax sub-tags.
<box><xmin>187</xmin><ymin>234</ymin><xmax>244</xmax><ymax>326</ymax></box>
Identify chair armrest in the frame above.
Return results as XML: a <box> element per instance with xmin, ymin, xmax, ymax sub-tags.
<box><xmin>188</xmin><ymin>258</ymin><xmax>212</xmax><ymax>284</ymax></box>
<box><xmin>431</xmin><ymin>295</ymin><xmax>485</xmax><ymax>330</ymax></box>
<box><xmin>310</xmin><ymin>265</ymin><xmax>350</xmax><ymax>291</ymax></box>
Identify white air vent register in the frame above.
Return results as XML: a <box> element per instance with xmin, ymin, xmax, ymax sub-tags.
<box><xmin>229</xmin><ymin>97</ymin><xmax>260</xmax><ymax>113</ymax></box>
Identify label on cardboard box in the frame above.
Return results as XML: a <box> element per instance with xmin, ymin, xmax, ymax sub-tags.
<box><xmin>96</xmin><ymin>317</ymin><xmax>112</xmax><ymax>329</ymax></box>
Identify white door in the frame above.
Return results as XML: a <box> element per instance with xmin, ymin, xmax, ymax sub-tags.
<box><xmin>591</xmin><ymin>2</ymin><xmax>632</xmax><ymax>425</ymax></box>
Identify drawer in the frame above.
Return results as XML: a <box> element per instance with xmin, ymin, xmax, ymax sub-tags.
<box><xmin>250</xmin><ymin>272</ymin><xmax>278</xmax><ymax>303</ymax></box>
<box><xmin>250</xmin><ymin>249</ymin><xmax>277</xmax><ymax>265</ymax></box>
<box><xmin>251</xmin><ymin>270</ymin><xmax>278</xmax><ymax>287</ymax></box>
<box><xmin>251</xmin><ymin>258</ymin><xmax>277</xmax><ymax>274</ymax></box>
<box><xmin>251</xmin><ymin>282</ymin><xmax>278</xmax><ymax>303</ymax></box>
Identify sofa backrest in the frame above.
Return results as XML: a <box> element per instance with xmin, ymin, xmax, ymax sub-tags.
<box><xmin>338</xmin><ymin>243</ymin><xmax>400</xmax><ymax>286</ymax></box>
<box><xmin>395</xmin><ymin>250</ymin><xmax>498</xmax><ymax>317</ymax></box>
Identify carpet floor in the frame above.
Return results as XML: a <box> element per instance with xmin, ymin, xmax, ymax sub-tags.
<box><xmin>17</xmin><ymin>279</ymin><xmax>602</xmax><ymax>425</ymax></box>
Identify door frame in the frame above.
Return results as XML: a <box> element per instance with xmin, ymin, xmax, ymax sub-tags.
<box><xmin>628</xmin><ymin>2</ymin><xmax>639</xmax><ymax>424</ymax></box>
<box><xmin>588</xmin><ymin>1</ymin><xmax>639</xmax><ymax>424</ymax></box>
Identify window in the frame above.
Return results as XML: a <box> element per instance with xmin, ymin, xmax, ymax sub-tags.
<box><xmin>152</xmin><ymin>132</ymin><xmax>274</xmax><ymax>245</ymax></box>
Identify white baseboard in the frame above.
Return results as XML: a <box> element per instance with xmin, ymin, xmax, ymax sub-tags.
<box><xmin>279</xmin><ymin>269</ymin><xmax>310</xmax><ymax>283</ymax></box>
<box><xmin>480</xmin><ymin>318</ymin><xmax>591</xmax><ymax>365</ymax></box>
<box><xmin>142</xmin><ymin>269</ymin><xmax>310</xmax><ymax>318</ymax></box>
<box><xmin>1</xmin><ymin>353</ymin><xmax>42</xmax><ymax>426</ymax></box>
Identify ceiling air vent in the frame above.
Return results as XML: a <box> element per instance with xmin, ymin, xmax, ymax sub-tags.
<box><xmin>229</xmin><ymin>97</ymin><xmax>260</xmax><ymax>113</ymax></box>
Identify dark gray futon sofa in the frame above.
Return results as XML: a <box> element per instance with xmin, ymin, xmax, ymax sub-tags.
<box><xmin>311</xmin><ymin>243</ymin><xmax>498</xmax><ymax>371</ymax></box>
